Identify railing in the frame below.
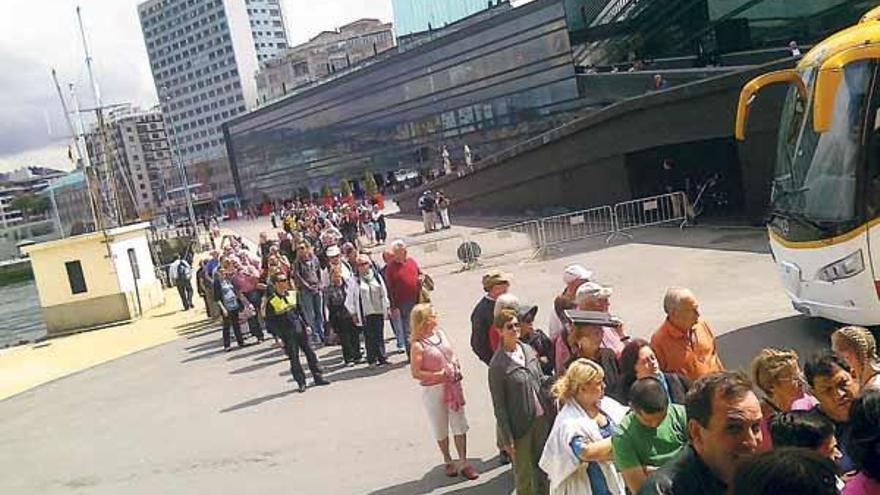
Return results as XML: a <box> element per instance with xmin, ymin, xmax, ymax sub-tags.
<box><xmin>612</xmin><ymin>191</ymin><xmax>689</xmax><ymax>235</ymax></box>
<box><xmin>407</xmin><ymin>192</ymin><xmax>690</xmax><ymax>271</ymax></box>
<box><xmin>540</xmin><ymin>206</ymin><xmax>616</xmax><ymax>248</ymax></box>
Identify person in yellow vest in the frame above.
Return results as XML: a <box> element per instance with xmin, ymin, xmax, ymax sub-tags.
<box><xmin>261</xmin><ymin>272</ymin><xmax>330</xmax><ymax>393</ymax></box>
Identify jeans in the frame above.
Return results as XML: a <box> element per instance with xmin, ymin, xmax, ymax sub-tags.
<box><xmin>176</xmin><ymin>280</ymin><xmax>193</xmax><ymax>310</ymax></box>
<box><xmin>244</xmin><ymin>290</ymin><xmax>265</xmax><ymax>341</ymax></box>
<box><xmin>274</xmin><ymin>315</ymin><xmax>324</xmax><ymax>386</ymax></box>
<box><xmin>393</xmin><ymin>302</ymin><xmax>415</xmax><ymax>354</ymax></box>
<box><xmin>298</xmin><ymin>289</ymin><xmax>325</xmax><ymax>343</ymax></box>
<box><xmin>221</xmin><ymin>308</ymin><xmax>245</xmax><ymax>348</ymax></box>
<box><xmin>363</xmin><ymin>314</ymin><xmax>387</xmax><ymax>365</ymax></box>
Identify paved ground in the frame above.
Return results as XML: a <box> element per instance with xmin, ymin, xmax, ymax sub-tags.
<box><xmin>0</xmin><ymin>215</ymin><xmax>839</xmax><ymax>494</ymax></box>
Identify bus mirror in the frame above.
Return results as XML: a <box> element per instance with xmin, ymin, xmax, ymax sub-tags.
<box><xmin>815</xmin><ymin>44</ymin><xmax>880</xmax><ymax>132</ymax></box>
<box><xmin>736</xmin><ymin>70</ymin><xmax>806</xmax><ymax>140</ymax></box>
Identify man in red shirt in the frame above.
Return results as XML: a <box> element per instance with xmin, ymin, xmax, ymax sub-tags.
<box><xmin>384</xmin><ymin>239</ymin><xmax>422</xmax><ymax>357</ymax></box>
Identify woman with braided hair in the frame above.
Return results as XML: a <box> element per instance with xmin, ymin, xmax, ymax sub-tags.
<box><xmin>831</xmin><ymin>326</ymin><xmax>880</xmax><ymax>392</ymax></box>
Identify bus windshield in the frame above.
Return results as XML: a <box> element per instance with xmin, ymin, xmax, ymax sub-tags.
<box><xmin>772</xmin><ymin>62</ymin><xmax>872</xmax><ymax>238</ymax></box>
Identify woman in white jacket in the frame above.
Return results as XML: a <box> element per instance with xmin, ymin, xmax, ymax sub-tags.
<box><xmin>346</xmin><ymin>254</ymin><xmax>390</xmax><ymax>366</ymax></box>
<box><xmin>539</xmin><ymin>358</ymin><xmax>628</xmax><ymax>495</ymax></box>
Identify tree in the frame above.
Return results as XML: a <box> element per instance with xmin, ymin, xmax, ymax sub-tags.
<box><xmin>340</xmin><ymin>179</ymin><xmax>352</xmax><ymax>197</ymax></box>
<box><xmin>363</xmin><ymin>170</ymin><xmax>378</xmax><ymax>197</ymax></box>
<box><xmin>10</xmin><ymin>193</ymin><xmax>51</xmax><ymax>221</ymax></box>
<box><xmin>297</xmin><ymin>187</ymin><xmax>311</xmax><ymax>200</ymax></box>
<box><xmin>320</xmin><ymin>184</ymin><xmax>332</xmax><ymax>198</ymax></box>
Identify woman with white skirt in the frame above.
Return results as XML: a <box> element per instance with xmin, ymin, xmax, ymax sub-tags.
<box><xmin>410</xmin><ymin>303</ymin><xmax>479</xmax><ymax>480</ymax></box>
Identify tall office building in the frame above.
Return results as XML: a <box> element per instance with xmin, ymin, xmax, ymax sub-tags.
<box><xmin>391</xmin><ymin>0</ymin><xmax>498</xmax><ymax>37</ymax></box>
<box><xmin>246</xmin><ymin>0</ymin><xmax>289</xmax><ymax>62</ymax></box>
<box><xmin>84</xmin><ymin>106</ymin><xmax>176</xmax><ymax>220</ymax></box>
<box><xmin>137</xmin><ymin>0</ymin><xmax>285</xmax><ymax>204</ymax></box>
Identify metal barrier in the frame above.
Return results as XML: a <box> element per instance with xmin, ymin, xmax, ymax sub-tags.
<box><xmin>611</xmin><ymin>191</ymin><xmax>689</xmax><ymax>237</ymax></box>
<box><xmin>464</xmin><ymin>220</ymin><xmax>542</xmax><ymax>263</ymax></box>
<box><xmin>404</xmin><ymin>234</ymin><xmax>468</xmax><ymax>270</ymax></box>
<box><xmin>405</xmin><ymin>191</ymin><xmax>690</xmax><ymax>271</ymax></box>
<box><xmin>539</xmin><ymin>205</ymin><xmax>616</xmax><ymax>247</ymax></box>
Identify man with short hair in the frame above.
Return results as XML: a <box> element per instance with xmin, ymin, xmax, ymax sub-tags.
<box><xmin>804</xmin><ymin>352</ymin><xmax>859</xmax><ymax>473</ymax></box>
<box><xmin>575</xmin><ymin>282</ymin><xmax>629</xmax><ymax>356</ymax></box>
<box><xmin>384</xmin><ymin>239</ymin><xmax>421</xmax><ymax>356</ymax></box>
<box><xmin>471</xmin><ymin>270</ymin><xmax>511</xmax><ymax>365</ymax></box>
<box><xmin>418</xmin><ymin>190</ymin><xmax>436</xmax><ymax>233</ymax></box>
<box><xmin>613</xmin><ymin>377</ymin><xmax>688</xmax><ymax>493</ymax></box>
<box><xmin>651</xmin><ymin>288</ymin><xmax>723</xmax><ymax>381</ymax></box>
<box><xmin>168</xmin><ymin>254</ymin><xmax>194</xmax><ymax>311</ymax></box>
<box><xmin>637</xmin><ymin>371</ymin><xmax>763</xmax><ymax>495</ymax></box>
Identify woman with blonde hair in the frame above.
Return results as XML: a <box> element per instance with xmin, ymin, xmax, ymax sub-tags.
<box><xmin>750</xmin><ymin>348</ymin><xmax>817</xmax><ymax>450</ymax></box>
<box><xmin>831</xmin><ymin>326</ymin><xmax>880</xmax><ymax>391</ymax></box>
<box><xmin>409</xmin><ymin>303</ymin><xmax>478</xmax><ymax>480</ymax></box>
<box><xmin>540</xmin><ymin>358</ymin><xmax>628</xmax><ymax>495</ymax></box>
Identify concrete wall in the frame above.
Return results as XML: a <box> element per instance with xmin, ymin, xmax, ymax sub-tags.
<box><xmin>26</xmin><ymin>234</ymin><xmax>120</xmax><ymax>308</ymax></box>
<box><xmin>42</xmin><ymin>293</ymin><xmax>131</xmax><ymax>335</ymax></box>
<box><xmin>396</xmin><ymin>58</ymin><xmax>792</xmax><ymax>222</ymax></box>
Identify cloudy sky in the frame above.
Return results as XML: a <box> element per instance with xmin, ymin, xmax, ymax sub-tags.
<box><xmin>0</xmin><ymin>0</ymin><xmax>395</xmax><ymax>173</ymax></box>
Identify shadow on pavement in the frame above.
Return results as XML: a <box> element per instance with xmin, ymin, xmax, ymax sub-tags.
<box><xmin>219</xmin><ymin>388</ymin><xmax>299</xmax><ymax>413</ymax></box>
<box><xmin>230</xmin><ymin>357</ymin><xmax>289</xmax><ymax>374</ymax></box>
<box><xmin>181</xmin><ymin>347</ymin><xmax>228</xmax><ymax>363</ymax></box>
<box><xmin>717</xmin><ymin>315</ymin><xmax>837</xmax><ymax>370</ymax></box>
<box><xmin>367</xmin><ymin>457</ymin><xmax>511</xmax><ymax>495</ymax></box>
<box><xmin>280</xmin><ymin>360</ymin><xmax>408</xmax><ymax>383</ymax></box>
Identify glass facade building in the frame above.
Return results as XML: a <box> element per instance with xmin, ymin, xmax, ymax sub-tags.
<box><xmin>392</xmin><ymin>0</ymin><xmax>497</xmax><ymax>37</ymax></box>
<box><xmin>570</xmin><ymin>0</ymin><xmax>876</xmax><ymax>65</ymax></box>
<box><xmin>224</xmin><ymin>0</ymin><xmax>583</xmax><ymax>205</ymax></box>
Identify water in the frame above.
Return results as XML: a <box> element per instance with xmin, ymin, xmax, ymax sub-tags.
<box><xmin>0</xmin><ymin>280</ymin><xmax>47</xmax><ymax>348</ymax></box>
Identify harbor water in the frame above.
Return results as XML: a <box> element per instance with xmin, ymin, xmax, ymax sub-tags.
<box><xmin>0</xmin><ymin>280</ymin><xmax>47</xmax><ymax>348</ymax></box>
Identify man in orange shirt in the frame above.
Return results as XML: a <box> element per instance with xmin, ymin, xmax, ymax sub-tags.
<box><xmin>651</xmin><ymin>287</ymin><xmax>724</xmax><ymax>381</ymax></box>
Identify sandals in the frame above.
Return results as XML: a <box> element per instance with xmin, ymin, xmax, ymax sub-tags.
<box><xmin>444</xmin><ymin>462</ymin><xmax>478</xmax><ymax>480</ymax></box>
<box><xmin>460</xmin><ymin>465</ymin><xmax>479</xmax><ymax>480</ymax></box>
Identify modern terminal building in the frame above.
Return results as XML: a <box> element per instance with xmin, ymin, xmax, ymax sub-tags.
<box><xmin>223</xmin><ymin>0</ymin><xmax>873</xmax><ymax>213</ymax></box>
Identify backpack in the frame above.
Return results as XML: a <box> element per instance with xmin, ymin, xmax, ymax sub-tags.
<box><xmin>176</xmin><ymin>261</ymin><xmax>188</xmax><ymax>281</ymax></box>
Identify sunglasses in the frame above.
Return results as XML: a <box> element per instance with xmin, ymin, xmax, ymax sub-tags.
<box><xmin>504</xmin><ymin>322</ymin><xmax>520</xmax><ymax>330</ymax></box>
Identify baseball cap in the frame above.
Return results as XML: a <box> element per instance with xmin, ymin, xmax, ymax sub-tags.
<box><xmin>482</xmin><ymin>270</ymin><xmax>511</xmax><ymax>291</ymax></box>
<box><xmin>518</xmin><ymin>303</ymin><xmax>538</xmax><ymax>321</ymax></box>
<box><xmin>325</xmin><ymin>245</ymin><xmax>341</xmax><ymax>257</ymax></box>
<box><xmin>563</xmin><ymin>264</ymin><xmax>593</xmax><ymax>285</ymax></box>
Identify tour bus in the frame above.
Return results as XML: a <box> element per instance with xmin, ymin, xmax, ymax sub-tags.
<box><xmin>735</xmin><ymin>6</ymin><xmax>880</xmax><ymax>325</ymax></box>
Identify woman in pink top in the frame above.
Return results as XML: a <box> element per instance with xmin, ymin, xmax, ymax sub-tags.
<box><xmin>409</xmin><ymin>304</ymin><xmax>478</xmax><ymax>481</ymax></box>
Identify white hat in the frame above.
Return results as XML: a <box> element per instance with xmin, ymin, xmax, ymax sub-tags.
<box><xmin>563</xmin><ymin>264</ymin><xmax>592</xmax><ymax>285</ymax></box>
<box><xmin>325</xmin><ymin>245</ymin><xmax>341</xmax><ymax>257</ymax></box>
<box><xmin>575</xmin><ymin>282</ymin><xmax>613</xmax><ymax>305</ymax></box>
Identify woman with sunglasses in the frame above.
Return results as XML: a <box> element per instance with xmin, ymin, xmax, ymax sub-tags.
<box><xmin>489</xmin><ymin>309</ymin><xmax>553</xmax><ymax>495</ymax></box>
<box><xmin>750</xmin><ymin>348</ymin><xmax>817</xmax><ymax>451</ymax></box>
<box><xmin>261</xmin><ymin>273</ymin><xmax>330</xmax><ymax>393</ymax></box>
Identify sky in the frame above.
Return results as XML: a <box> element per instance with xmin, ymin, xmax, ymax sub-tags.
<box><xmin>0</xmin><ymin>0</ymin><xmax>395</xmax><ymax>173</ymax></box>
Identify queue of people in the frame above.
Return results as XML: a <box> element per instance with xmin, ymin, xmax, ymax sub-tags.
<box><xmin>461</xmin><ymin>263</ymin><xmax>880</xmax><ymax>495</ymax></box>
<box><xmin>191</xmin><ymin>199</ymin><xmax>880</xmax><ymax>495</ymax></box>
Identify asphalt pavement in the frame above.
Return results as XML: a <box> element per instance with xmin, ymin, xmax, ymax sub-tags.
<box><xmin>0</xmin><ymin>215</ymin><xmax>840</xmax><ymax>494</ymax></box>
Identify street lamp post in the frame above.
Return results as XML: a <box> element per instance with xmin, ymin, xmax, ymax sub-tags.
<box><xmin>160</xmin><ymin>86</ymin><xmax>198</xmax><ymax>240</ymax></box>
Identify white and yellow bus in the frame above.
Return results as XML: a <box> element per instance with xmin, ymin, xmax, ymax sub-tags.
<box><xmin>736</xmin><ymin>6</ymin><xmax>880</xmax><ymax>325</ymax></box>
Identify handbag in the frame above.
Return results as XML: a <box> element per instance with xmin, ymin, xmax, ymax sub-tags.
<box><xmin>418</xmin><ymin>272</ymin><xmax>435</xmax><ymax>304</ymax></box>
